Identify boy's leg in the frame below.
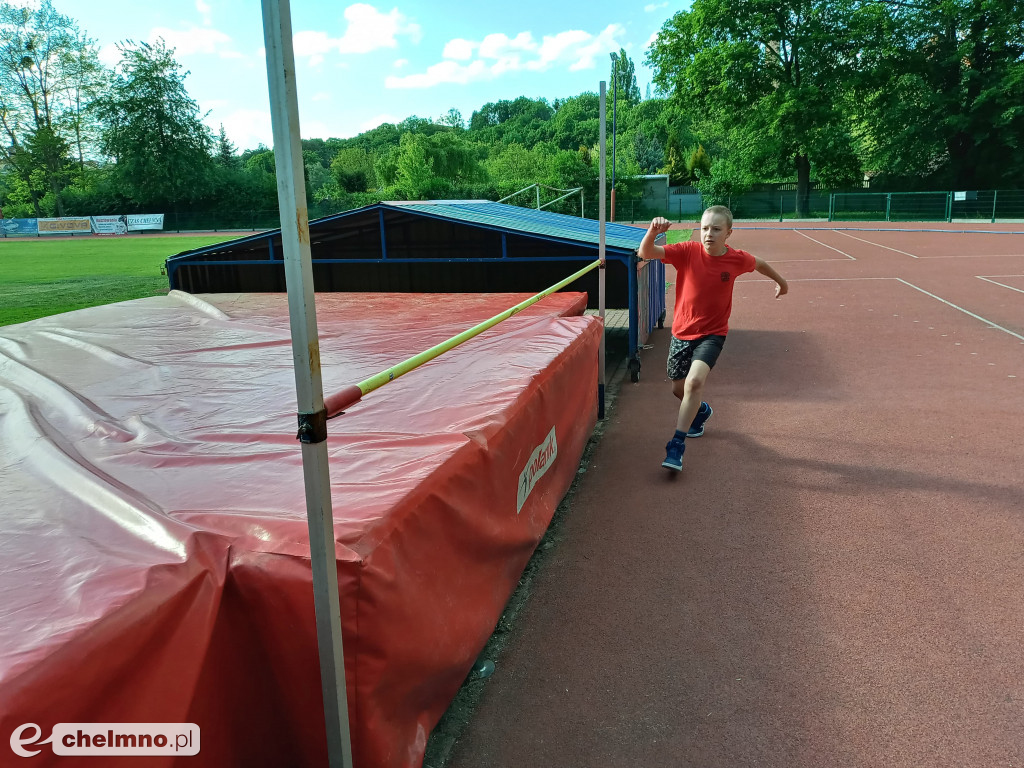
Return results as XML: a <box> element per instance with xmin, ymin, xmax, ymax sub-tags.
<box><xmin>676</xmin><ymin>335</ymin><xmax>724</xmax><ymax>437</ymax></box>
<box><xmin>675</xmin><ymin>361</ymin><xmax>711</xmax><ymax>433</ymax></box>
<box><xmin>663</xmin><ymin>337</ymin><xmax>693</xmax><ymax>470</ymax></box>
<box><xmin>663</xmin><ymin>370</ymin><xmax>704</xmax><ymax>471</ymax></box>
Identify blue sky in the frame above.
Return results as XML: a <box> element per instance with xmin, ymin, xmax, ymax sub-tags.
<box><xmin>48</xmin><ymin>0</ymin><xmax>687</xmax><ymax>153</ymax></box>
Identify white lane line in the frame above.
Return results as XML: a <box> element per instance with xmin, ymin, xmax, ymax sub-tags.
<box><xmin>833</xmin><ymin>229</ymin><xmax>919</xmax><ymax>258</ymax></box>
<box><xmin>746</xmin><ymin>276</ymin><xmax>1024</xmax><ymax>341</ymax></box>
<box><xmin>918</xmin><ymin>253</ymin><xmax>1024</xmax><ymax>259</ymax></box>
<box><xmin>760</xmin><ymin>257</ymin><xmax>855</xmax><ymax>263</ymax></box>
<box><xmin>741</xmin><ymin>276</ymin><xmax>892</xmax><ymax>282</ymax></box>
<box><xmin>896</xmin><ymin>279</ymin><xmax>1024</xmax><ymax>341</ymax></box>
<box><xmin>976</xmin><ymin>275</ymin><xmax>1024</xmax><ymax>295</ymax></box>
<box><xmin>792</xmin><ymin>229</ymin><xmax>856</xmax><ymax>260</ymax></box>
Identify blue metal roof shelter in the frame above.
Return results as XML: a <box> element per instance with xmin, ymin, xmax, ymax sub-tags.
<box><xmin>165</xmin><ymin>200</ymin><xmax>666</xmax><ymax>379</ymax></box>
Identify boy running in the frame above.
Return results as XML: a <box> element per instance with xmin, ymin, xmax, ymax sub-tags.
<box><xmin>638</xmin><ymin>206</ymin><xmax>788</xmax><ymax>471</ymax></box>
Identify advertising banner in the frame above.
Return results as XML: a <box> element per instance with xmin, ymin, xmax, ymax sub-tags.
<box><xmin>38</xmin><ymin>217</ymin><xmax>92</xmax><ymax>234</ymax></box>
<box><xmin>91</xmin><ymin>215</ymin><xmax>129</xmax><ymax>235</ymax></box>
<box><xmin>0</xmin><ymin>218</ymin><xmax>39</xmax><ymax>236</ymax></box>
<box><xmin>127</xmin><ymin>214</ymin><xmax>164</xmax><ymax>232</ymax></box>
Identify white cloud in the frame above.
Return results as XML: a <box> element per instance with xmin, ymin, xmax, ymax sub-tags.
<box><xmin>208</xmin><ymin>108</ymin><xmax>274</xmax><ymax>151</ymax></box>
<box><xmin>386</xmin><ymin>24</ymin><xmax>625</xmax><ymax>89</ymax></box>
<box><xmin>528</xmin><ymin>30</ymin><xmax>590</xmax><ymax>70</ymax></box>
<box><xmin>311</xmin><ymin>92</ymin><xmax>331</xmax><ymax>102</ymax></box>
<box><xmin>442</xmin><ymin>38</ymin><xmax>475</xmax><ymax>61</ymax></box>
<box><xmin>98</xmin><ymin>42</ymin><xmax>121</xmax><ymax>68</ymax></box>
<box><xmin>196</xmin><ymin>0</ymin><xmax>213</xmax><ymax>25</ymax></box>
<box><xmin>644</xmin><ymin>2</ymin><xmax>668</xmax><ymax>11</ymax></box>
<box><xmin>290</xmin><ymin>4</ymin><xmax>421</xmax><ymax>65</ymax></box>
<box><xmin>293</xmin><ymin>30</ymin><xmax>336</xmax><ymax>67</ymax></box>
<box><xmin>385</xmin><ymin>59</ymin><xmax>488</xmax><ymax>88</ymax></box>
<box><xmin>478</xmin><ymin>31</ymin><xmax>536</xmax><ymax>60</ymax></box>
<box><xmin>567</xmin><ymin>24</ymin><xmax>623</xmax><ymax>71</ymax></box>
<box><xmin>149</xmin><ymin>26</ymin><xmax>235</xmax><ymax>57</ymax></box>
<box><xmin>393</xmin><ymin>58</ymin><xmax>409</xmax><ymax>68</ymax></box>
<box><xmin>477</xmin><ymin>32</ymin><xmax>536</xmax><ymax>76</ymax></box>
<box><xmin>337</xmin><ymin>3</ymin><xmax>421</xmax><ymax>52</ymax></box>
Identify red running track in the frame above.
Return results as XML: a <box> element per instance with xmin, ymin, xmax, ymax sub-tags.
<box><xmin>445</xmin><ymin>224</ymin><xmax>1024</xmax><ymax>768</ymax></box>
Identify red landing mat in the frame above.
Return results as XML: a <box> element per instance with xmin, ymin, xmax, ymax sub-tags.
<box><xmin>0</xmin><ymin>291</ymin><xmax>600</xmax><ymax>768</ymax></box>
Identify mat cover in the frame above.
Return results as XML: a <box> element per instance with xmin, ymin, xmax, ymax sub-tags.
<box><xmin>0</xmin><ymin>291</ymin><xmax>600</xmax><ymax>767</ymax></box>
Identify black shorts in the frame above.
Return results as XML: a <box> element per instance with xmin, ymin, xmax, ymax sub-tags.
<box><xmin>666</xmin><ymin>334</ymin><xmax>726</xmax><ymax>380</ymax></box>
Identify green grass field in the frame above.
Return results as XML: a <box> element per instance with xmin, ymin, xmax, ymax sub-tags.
<box><xmin>666</xmin><ymin>228</ymin><xmax>692</xmax><ymax>244</ymax></box>
<box><xmin>0</xmin><ymin>235</ymin><xmax>231</xmax><ymax>327</ymax></box>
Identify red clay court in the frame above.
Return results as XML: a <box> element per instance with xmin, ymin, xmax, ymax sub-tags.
<box><xmin>444</xmin><ymin>221</ymin><xmax>1024</xmax><ymax>768</ymax></box>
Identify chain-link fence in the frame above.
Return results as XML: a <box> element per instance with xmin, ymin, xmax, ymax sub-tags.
<box><xmin>572</xmin><ymin>189</ymin><xmax>1024</xmax><ymax>223</ymax></box>
<box><xmin>829</xmin><ymin>190</ymin><xmax>1024</xmax><ymax>222</ymax></box>
<box><xmin>12</xmin><ymin>189</ymin><xmax>1020</xmax><ymax>235</ymax></box>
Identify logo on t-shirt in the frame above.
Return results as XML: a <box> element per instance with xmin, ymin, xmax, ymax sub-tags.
<box><xmin>720</xmin><ymin>271</ymin><xmax>730</xmax><ymax>282</ymax></box>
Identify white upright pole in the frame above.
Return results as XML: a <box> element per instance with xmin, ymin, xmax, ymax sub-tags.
<box><xmin>598</xmin><ymin>81</ymin><xmax>607</xmax><ymax>420</ymax></box>
<box><xmin>260</xmin><ymin>1</ymin><xmax>353</xmax><ymax>766</ymax></box>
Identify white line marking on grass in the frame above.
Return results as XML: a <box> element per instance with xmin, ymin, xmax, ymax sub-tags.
<box><xmin>792</xmin><ymin>229</ymin><xmax>856</xmax><ymax>260</ymax></box>
<box><xmin>833</xmin><ymin>229</ymin><xmax>919</xmax><ymax>258</ymax></box>
<box><xmin>896</xmin><ymin>279</ymin><xmax>1024</xmax><ymax>341</ymax></box>
<box><xmin>976</xmin><ymin>275</ymin><xmax>1024</xmax><ymax>295</ymax></box>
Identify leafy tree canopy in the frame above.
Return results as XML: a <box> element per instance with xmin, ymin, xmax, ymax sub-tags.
<box><xmin>92</xmin><ymin>38</ymin><xmax>213</xmax><ymax>209</ymax></box>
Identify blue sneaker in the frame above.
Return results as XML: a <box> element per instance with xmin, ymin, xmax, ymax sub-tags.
<box><xmin>687</xmin><ymin>402</ymin><xmax>713</xmax><ymax>438</ymax></box>
<box><xmin>662</xmin><ymin>437</ymin><xmax>685</xmax><ymax>471</ymax></box>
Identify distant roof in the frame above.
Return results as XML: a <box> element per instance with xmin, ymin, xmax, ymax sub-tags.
<box><xmin>165</xmin><ymin>199</ymin><xmax>662</xmax><ymax>270</ymax></box>
<box><xmin>377</xmin><ymin>200</ymin><xmax>653</xmax><ymax>253</ymax></box>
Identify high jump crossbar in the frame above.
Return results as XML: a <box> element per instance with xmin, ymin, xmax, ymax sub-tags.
<box><xmin>325</xmin><ymin>259</ymin><xmax>603</xmax><ymax>418</ymax></box>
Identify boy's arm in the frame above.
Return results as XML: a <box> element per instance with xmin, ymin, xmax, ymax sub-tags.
<box><xmin>754</xmin><ymin>257</ymin><xmax>789</xmax><ymax>299</ymax></box>
<box><xmin>637</xmin><ymin>217</ymin><xmax>672</xmax><ymax>262</ymax></box>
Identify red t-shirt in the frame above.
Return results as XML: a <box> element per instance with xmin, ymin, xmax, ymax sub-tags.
<box><xmin>661</xmin><ymin>241</ymin><xmax>757</xmax><ymax>339</ymax></box>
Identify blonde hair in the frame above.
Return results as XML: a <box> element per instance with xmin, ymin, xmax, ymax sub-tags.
<box><xmin>703</xmin><ymin>205</ymin><xmax>733</xmax><ymax>228</ymax></box>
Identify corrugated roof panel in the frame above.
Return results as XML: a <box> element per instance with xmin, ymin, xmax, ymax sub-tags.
<box><xmin>166</xmin><ymin>199</ymin><xmax>664</xmax><ymax>265</ymax></box>
<box><xmin>386</xmin><ymin>200</ymin><xmax>654</xmax><ymax>252</ymax></box>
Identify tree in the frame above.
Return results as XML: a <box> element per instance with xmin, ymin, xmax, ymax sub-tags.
<box><xmin>648</xmin><ymin>0</ymin><xmax>865</xmax><ymax>215</ymax></box>
<box><xmin>468</xmin><ymin>97</ymin><xmax>554</xmax><ymax>145</ymax></box>
<box><xmin>93</xmin><ymin>39</ymin><xmax>214</xmax><ymax>210</ymax></box>
<box><xmin>0</xmin><ymin>0</ymin><xmax>105</xmax><ymax>215</ymax></box>
<box><xmin>549</xmin><ymin>93</ymin><xmax>600</xmax><ymax>151</ymax></box>
<box><xmin>609</xmin><ymin>48</ymin><xmax>641</xmax><ymax>105</ymax></box>
<box><xmin>854</xmin><ymin>1</ymin><xmax>1024</xmax><ymax>189</ymax></box>
<box><xmin>330</xmin><ymin>147</ymin><xmax>377</xmax><ymax>192</ymax></box>
<box><xmin>392</xmin><ymin>133</ymin><xmax>441</xmax><ymax>199</ymax></box>
<box><xmin>632</xmin><ymin>131</ymin><xmax>665</xmax><ymax>175</ymax></box>
<box><xmin>685</xmin><ymin>144</ymin><xmax>712</xmax><ymax>181</ymax></box>
<box><xmin>438</xmin><ymin>108</ymin><xmax>464</xmax><ymax>129</ymax></box>
<box><xmin>57</xmin><ymin>29</ymin><xmax>109</xmax><ymax>172</ymax></box>
<box><xmin>244</xmin><ymin>147</ymin><xmax>275</xmax><ymax>174</ymax></box>
<box><xmin>422</xmin><ymin>131</ymin><xmax>484</xmax><ymax>187</ymax></box>
<box><xmin>215</xmin><ymin>124</ymin><xmax>237</xmax><ymax>167</ymax></box>
<box><xmin>483</xmin><ymin>143</ymin><xmax>551</xmax><ymax>199</ymax></box>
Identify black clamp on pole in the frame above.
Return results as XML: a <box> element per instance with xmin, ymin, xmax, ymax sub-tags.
<box><xmin>296</xmin><ymin>409</ymin><xmax>328</xmax><ymax>444</ymax></box>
